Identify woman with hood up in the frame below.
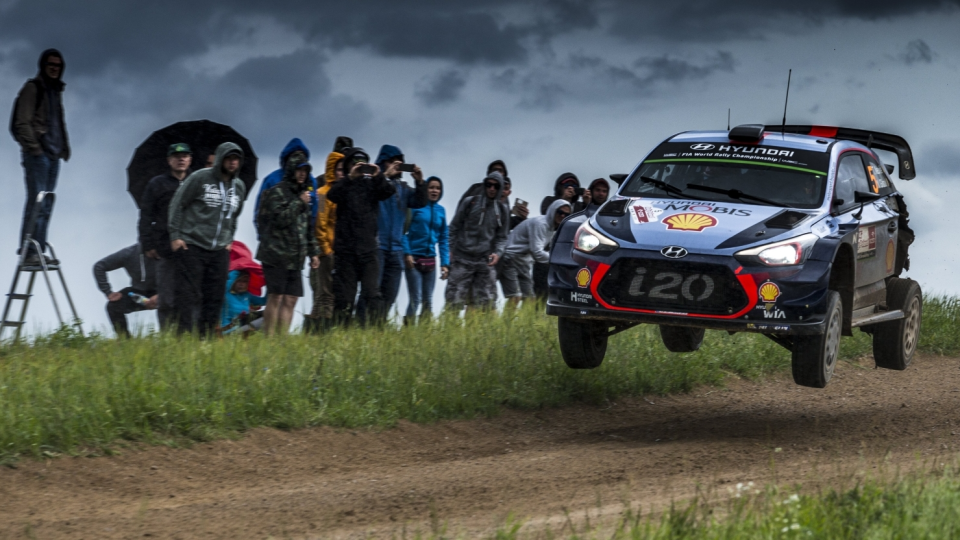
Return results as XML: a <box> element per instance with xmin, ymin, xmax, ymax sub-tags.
<box><xmin>401</xmin><ymin>176</ymin><xmax>450</xmax><ymax>324</ymax></box>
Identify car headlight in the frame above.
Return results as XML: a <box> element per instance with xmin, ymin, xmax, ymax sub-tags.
<box><xmin>574</xmin><ymin>221</ymin><xmax>619</xmax><ymax>254</ymax></box>
<box><xmin>734</xmin><ymin>233</ymin><xmax>818</xmax><ymax>266</ymax></box>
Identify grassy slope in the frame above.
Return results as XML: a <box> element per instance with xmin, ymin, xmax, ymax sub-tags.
<box><xmin>2</xmin><ymin>297</ymin><xmax>959</xmax><ymax>460</ymax></box>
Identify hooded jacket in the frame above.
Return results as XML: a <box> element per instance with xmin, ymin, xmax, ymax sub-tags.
<box><xmin>168</xmin><ymin>142</ymin><xmax>247</xmax><ymax>251</ymax></box>
<box><xmin>138</xmin><ymin>172</ymin><xmax>184</xmax><ymax>258</ymax></box>
<box><xmin>449</xmin><ymin>171</ymin><xmax>510</xmax><ymax>260</ymax></box>
<box><xmin>584</xmin><ymin>178</ymin><xmax>611</xmax><ymax>217</ymax></box>
<box><xmin>540</xmin><ymin>172</ymin><xmax>584</xmax><ymax>215</ymax></box>
<box><xmin>315</xmin><ymin>151</ymin><xmax>343</xmax><ymax>256</ymax></box>
<box><xmin>457</xmin><ymin>160</ymin><xmax>510</xmax><ymax>209</ymax></box>
<box><xmin>375</xmin><ymin>144</ymin><xmax>428</xmax><ymax>251</ymax></box>
<box><xmin>253</xmin><ymin>138</ymin><xmax>319</xmax><ymax>233</ymax></box>
<box><xmin>221</xmin><ymin>270</ymin><xmax>266</xmax><ymax>331</ymax></box>
<box><xmin>11</xmin><ymin>49</ymin><xmax>70</xmax><ymax>160</ymax></box>
<box><xmin>326</xmin><ymin>147</ymin><xmax>396</xmax><ymax>254</ymax></box>
<box><xmin>93</xmin><ymin>243</ymin><xmax>157</xmax><ymax>296</ymax></box>
<box><xmin>256</xmin><ymin>155</ymin><xmax>321</xmax><ymax>270</ymax></box>
<box><xmin>504</xmin><ymin>199</ymin><xmax>570</xmax><ymax>269</ymax></box>
<box><xmin>401</xmin><ymin>176</ymin><xmax>450</xmax><ymax>267</ymax></box>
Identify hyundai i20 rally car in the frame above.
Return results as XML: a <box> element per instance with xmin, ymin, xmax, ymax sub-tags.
<box><xmin>546</xmin><ymin>124</ymin><xmax>920</xmax><ymax>388</ymax></box>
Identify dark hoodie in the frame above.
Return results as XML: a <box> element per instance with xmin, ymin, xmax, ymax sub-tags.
<box><xmin>168</xmin><ymin>142</ymin><xmax>247</xmax><ymax>251</ymax></box>
<box><xmin>540</xmin><ymin>172</ymin><xmax>584</xmax><ymax>215</ymax></box>
<box><xmin>375</xmin><ymin>144</ymin><xmax>428</xmax><ymax>251</ymax></box>
<box><xmin>584</xmin><ymin>178</ymin><xmax>611</xmax><ymax>217</ymax></box>
<box><xmin>253</xmin><ymin>138</ymin><xmax>319</xmax><ymax>233</ymax></box>
<box><xmin>326</xmin><ymin>147</ymin><xmax>396</xmax><ymax>254</ymax></box>
<box><xmin>449</xmin><ymin>171</ymin><xmax>510</xmax><ymax>260</ymax></box>
<box><xmin>256</xmin><ymin>154</ymin><xmax>320</xmax><ymax>269</ymax></box>
<box><xmin>11</xmin><ymin>49</ymin><xmax>69</xmax><ymax>160</ymax></box>
<box><xmin>457</xmin><ymin>160</ymin><xmax>510</xmax><ymax>209</ymax></box>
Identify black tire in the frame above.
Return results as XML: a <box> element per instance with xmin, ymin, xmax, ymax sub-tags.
<box><xmin>792</xmin><ymin>290</ymin><xmax>842</xmax><ymax>388</ymax></box>
<box><xmin>873</xmin><ymin>278</ymin><xmax>922</xmax><ymax>370</ymax></box>
<box><xmin>557</xmin><ymin>317</ymin><xmax>608</xmax><ymax>369</ymax></box>
<box><xmin>659</xmin><ymin>325</ymin><xmax>705</xmax><ymax>353</ymax></box>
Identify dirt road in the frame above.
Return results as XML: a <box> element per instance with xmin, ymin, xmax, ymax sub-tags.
<box><xmin>3</xmin><ymin>354</ymin><xmax>959</xmax><ymax>539</ymax></box>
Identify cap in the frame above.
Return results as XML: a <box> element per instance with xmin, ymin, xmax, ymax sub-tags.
<box><xmin>168</xmin><ymin>143</ymin><xmax>192</xmax><ymax>156</ymax></box>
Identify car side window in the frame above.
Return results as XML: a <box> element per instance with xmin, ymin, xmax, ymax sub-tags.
<box><xmin>863</xmin><ymin>156</ymin><xmax>894</xmax><ymax>195</ymax></box>
<box><xmin>834</xmin><ymin>154</ymin><xmax>869</xmax><ymax>213</ymax></box>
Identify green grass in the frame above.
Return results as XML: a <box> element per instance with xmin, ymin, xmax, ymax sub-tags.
<box><xmin>1</xmin><ymin>296</ymin><xmax>958</xmax><ymax>461</ymax></box>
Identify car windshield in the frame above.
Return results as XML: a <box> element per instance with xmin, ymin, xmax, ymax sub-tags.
<box><xmin>622</xmin><ymin>161</ymin><xmax>828</xmax><ymax>209</ymax></box>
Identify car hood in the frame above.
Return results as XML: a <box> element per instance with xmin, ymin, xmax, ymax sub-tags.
<box><xmin>594</xmin><ymin>197</ymin><xmax>820</xmax><ymax>254</ymax></box>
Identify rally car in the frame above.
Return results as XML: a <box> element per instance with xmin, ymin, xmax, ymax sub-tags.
<box><xmin>546</xmin><ymin>124</ymin><xmax>920</xmax><ymax>388</ymax></box>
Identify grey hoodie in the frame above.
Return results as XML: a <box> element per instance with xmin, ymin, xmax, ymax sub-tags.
<box><xmin>449</xmin><ymin>171</ymin><xmax>510</xmax><ymax>260</ymax></box>
<box><xmin>93</xmin><ymin>244</ymin><xmax>157</xmax><ymax>295</ymax></box>
<box><xmin>504</xmin><ymin>199</ymin><xmax>570</xmax><ymax>269</ymax></box>
<box><xmin>168</xmin><ymin>142</ymin><xmax>247</xmax><ymax>251</ymax></box>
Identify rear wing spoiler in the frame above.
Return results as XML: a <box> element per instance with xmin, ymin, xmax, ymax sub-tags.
<box><xmin>765</xmin><ymin>125</ymin><xmax>916</xmax><ymax>180</ymax></box>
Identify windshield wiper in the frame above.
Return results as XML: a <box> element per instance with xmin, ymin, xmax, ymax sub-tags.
<box><xmin>639</xmin><ymin>176</ymin><xmax>686</xmax><ymax>197</ymax></box>
<box><xmin>684</xmin><ymin>184</ymin><xmax>795</xmax><ymax>208</ymax></box>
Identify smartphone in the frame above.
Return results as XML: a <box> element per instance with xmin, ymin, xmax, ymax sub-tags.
<box><xmin>398</xmin><ymin>163</ymin><xmax>416</xmax><ymax>173</ymax></box>
<box><xmin>359</xmin><ymin>164</ymin><xmax>377</xmax><ymax>175</ymax></box>
<box><xmin>515</xmin><ymin>199</ymin><xmax>528</xmax><ymax>208</ymax></box>
<box><xmin>574</xmin><ymin>187</ymin><xmax>585</xmax><ymax>197</ymax></box>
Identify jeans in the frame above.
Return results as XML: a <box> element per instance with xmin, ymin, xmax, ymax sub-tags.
<box><xmin>333</xmin><ymin>250</ymin><xmax>383</xmax><ymax>326</ymax></box>
<box><xmin>173</xmin><ymin>245</ymin><xmax>229</xmax><ymax>336</ymax></box>
<box><xmin>19</xmin><ymin>152</ymin><xmax>60</xmax><ymax>255</ymax></box>
<box><xmin>404</xmin><ymin>264</ymin><xmax>437</xmax><ymax>318</ymax></box>
<box><xmin>357</xmin><ymin>249</ymin><xmax>404</xmax><ymax>318</ymax></box>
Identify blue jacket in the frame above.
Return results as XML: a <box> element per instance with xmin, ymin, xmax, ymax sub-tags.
<box><xmin>375</xmin><ymin>144</ymin><xmax>428</xmax><ymax>251</ymax></box>
<box><xmin>254</xmin><ymin>138</ymin><xmax>319</xmax><ymax>234</ymax></box>
<box><xmin>221</xmin><ymin>270</ymin><xmax>266</xmax><ymax>332</ymax></box>
<box><xmin>401</xmin><ymin>176</ymin><xmax>449</xmax><ymax>266</ymax></box>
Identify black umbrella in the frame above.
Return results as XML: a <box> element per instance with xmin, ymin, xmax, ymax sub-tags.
<box><xmin>127</xmin><ymin>119</ymin><xmax>258</xmax><ymax>208</ymax></box>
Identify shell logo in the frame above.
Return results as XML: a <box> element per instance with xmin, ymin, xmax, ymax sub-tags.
<box><xmin>758</xmin><ymin>281</ymin><xmax>781</xmax><ymax>303</ymax></box>
<box><xmin>663</xmin><ymin>213</ymin><xmax>718</xmax><ymax>232</ymax></box>
<box><xmin>576</xmin><ymin>268</ymin><xmax>591</xmax><ymax>288</ymax></box>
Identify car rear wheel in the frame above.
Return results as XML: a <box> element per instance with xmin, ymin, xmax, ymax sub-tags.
<box><xmin>792</xmin><ymin>290</ymin><xmax>842</xmax><ymax>388</ymax></box>
<box><xmin>557</xmin><ymin>317</ymin><xmax>607</xmax><ymax>369</ymax></box>
<box><xmin>873</xmin><ymin>278</ymin><xmax>922</xmax><ymax>370</ymax></box>
<box><xmin>659</xmin><ymin>325</ymin><xmax>705</xmax><ymax>353</ymax></box>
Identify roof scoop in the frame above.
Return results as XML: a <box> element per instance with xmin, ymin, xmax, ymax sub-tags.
<box><xmin>728</xmin><ymin>124</ymin><xmax>765</xmax><ymax>142</ymax></box>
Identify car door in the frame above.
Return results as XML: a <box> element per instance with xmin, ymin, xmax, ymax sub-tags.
<box><xmin>833</xmin><ymin>152</ymin><xmax>893</xmax><ymax>310</ymax></box>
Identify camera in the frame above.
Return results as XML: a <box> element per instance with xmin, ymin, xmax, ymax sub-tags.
<box><xmin>574</xmin><ymin>187</ymin><xmax>585</xmax><ymax>197</ymax></box>
<box><xmin>398</xmin><ymin>163</ymin><xmax>416</xmax><ymax>173</ymax></box>
<box><xmin>359</xmin><ymin>164</ymin><xmax>377</xmax><ymax>175</ymax></box>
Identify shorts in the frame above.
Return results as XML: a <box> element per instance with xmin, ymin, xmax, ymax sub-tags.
<box><xmin>499</xmin><ymin>255</ymin><xmax>534</xmax><ymax>298</ymax></box>
<box><xmin>263</xmin><ymin>264</ymin><xmax>303</xmax><ymax>297</ymax></box>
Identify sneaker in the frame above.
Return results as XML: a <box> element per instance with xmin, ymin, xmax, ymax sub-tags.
<box><xmin>43</xmin><ymin>254</ymin><xmax>59</xmax><ymax>266</ymax></box>
<box><xmin>21</xmin><ymin>253</ymin><xmax>42</xmax><ymax>267</ymax></box>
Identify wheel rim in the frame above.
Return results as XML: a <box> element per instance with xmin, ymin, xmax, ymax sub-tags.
<box><xmin>902</xmin><ymin>295</ymin><xmax>921</xmax><ymax>358</ymax></box>
<box><xmin>823</xmin><ymin>303</ymin><xmax>841</xmax><ymax>376</ymax></box>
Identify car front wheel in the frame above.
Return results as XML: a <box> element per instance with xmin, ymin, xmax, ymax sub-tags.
<box><xmin>791</xmin><ymin>290</ymin><xmax>842</xmax><ymax>388</ymax></box>
<box><xmin>557</xmin><ymin>317</ymin><xmax>608</xmax><ymax>369</ymax></box>
<box><xmin>659</xmin><ymin>325</ymin><xmax>705</xmax><ymax>353</ymax></box>
<box><xmin>873</xmin><ymin>277</ymin><xmax>922</xmax><ymax>370</ymax></box>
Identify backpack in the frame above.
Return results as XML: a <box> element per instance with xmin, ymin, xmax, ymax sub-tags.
<box><xmin>9</xmin><ymin>79</ymin><xmax>42</xmax><ymax>141</ymax></box>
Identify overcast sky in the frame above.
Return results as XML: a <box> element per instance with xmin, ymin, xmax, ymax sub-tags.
<box><xmin>2</xmin><ymin>0</ymin><xmax>959</xmax><ymax>335</ymax></box>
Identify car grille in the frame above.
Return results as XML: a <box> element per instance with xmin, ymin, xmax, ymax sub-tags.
<box><xmin>597</xmin><ymin>258</ymin><xmax>748</xmax><ymax>315</ymax></box>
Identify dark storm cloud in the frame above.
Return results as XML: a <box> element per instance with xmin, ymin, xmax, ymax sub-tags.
<box><xmin>916</xmin><ymin>143</ymin><xmax>960</xmax><ymax>178</ymax></box>
<box><xmin>415</xmin><ymin>69</ymin><xmax>468</xmax><ymax>106</ymax></box>
<box><xmin>899</xmin><ymin>39</ymin><xmax>936</xmax><ymax>65</ymax></box>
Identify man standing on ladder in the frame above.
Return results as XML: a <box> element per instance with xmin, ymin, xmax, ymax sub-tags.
<box><xmin>10</xmin><ymin>49</ymin><xmax>70</xmax><ymax>266</ymax></box>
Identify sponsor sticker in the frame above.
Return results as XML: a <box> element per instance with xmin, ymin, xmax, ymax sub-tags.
<box><xmin>886</xmin><ymin>239</ymin><xmax>896</xmax><ymax>274</ymax></box>
<box><xmin>630</xmin><ymin>201</ymin><xmax>663</xmax><ymax>224</ymax></box>
<box><xmin>576</xmin><ymin>268</ymin><xmax>591</xmax><ymax>288</ymax></box>
<box><xmin>663</xmin><ymin>213</ymin><xmax>718</xmax><ymax>232</ymax></box>
<box><xmin>568</xmin><ymin>291</ymin><xmax>596</xmax><ymax>305</ymax></box>
<box><xmin>758</xmin><ymin>281</ymin><xmax>781</xmax><ymax>303</ymax></box>
<box><xmin>857</xmin><ymin>226</ymin><xmax>877</xmax><ymax>260</ymax></box>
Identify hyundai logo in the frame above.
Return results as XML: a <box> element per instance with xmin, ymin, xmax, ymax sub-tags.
<box><xmin>661</xmin><ymin>246</ymin><xmax>688</xmax><ymax>259</ymax></box>
<box><xmin>689</xmin><ymin>143</ymin><xmax>715</xmax><ymax>151</ymax></box>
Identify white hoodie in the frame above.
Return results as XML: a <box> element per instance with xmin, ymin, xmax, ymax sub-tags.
<box><xmin>503</xmin><ymin>199</ymin><xmax>571</xmax><ymax>269</ymax></box>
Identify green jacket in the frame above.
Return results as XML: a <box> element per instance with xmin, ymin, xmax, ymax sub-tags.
<box><xmin>168</xmin><ymin>142</ymin><xmax>247</xmax><ymax>251</ymax></box>
<box><xmin>256</xmin><ymin>176</ymin><xmax>320</xmax><ymax>269</ymax></box>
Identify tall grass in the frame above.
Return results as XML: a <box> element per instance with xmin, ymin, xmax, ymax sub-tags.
<box><xmin>1</xmin><ymin>296</ymin><xmax>958</xmax><ymax>460</ymax></box>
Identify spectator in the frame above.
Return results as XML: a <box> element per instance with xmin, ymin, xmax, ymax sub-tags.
<box><xmin>445</xmin><ymin>171</ymin><xmax>509</xmax><ymax>312</ymax></box>
<box><xmin>168</xmin><ymin>142</ymin><xmax>247</xmax><ymax>336</ymax></box>
<box><xmin>256</xmin><ymin>153</ymin><xmax>321</xmax><ymax>335</ymax></box>
<box><xmin>501</xmin><ymin>200</ymin><xmax>571</xmax><ymax>305</ymax></box>
<box><xmin>370</xmin><ymin>144</ymin><xmax>427</xmax><ymax>317</ymax></box>
<box><xmin>539</xmin><ymin>172</ymin><xmax>584</xmax><ymax>214</ymax></box>
<box><xmin>138</xmin><ymin>142</ymin><xmax>192</xmax><ymax>330</ymax></box>
<box><xmin>326</xmin><ymin>148</ymin><xmax>395</xmax><ymax>326</ymax></box>
<box><xmin>11</xmin><ymin>49</ymin><xmax>70</xmax><ymax>266</ymax></box>
<box><xmin>500</xmin><ymin>176</ymin><xmax>528</xmax><ymax>229</ymax></box>
<box><xmin>457</xmin><ymin>160</ymin><xmax>528</xmax><ymax>226</ymax></box>
<box><xmin>401</xmin><ymin>176</ymin><xmax>449</xmax><ymax>324</ymax></box>
<box><xmin>220</xmin><ymin>270</ymin><xmax>266</xmax><ymax>335</ymax></box>
<box><xmin>253</xmin><ymin>138</ymin><xmax>320</xmax><ymax>235</ymax></box>
<box><xmin>93</xmin><ymin>243</ymin><xmax>157</xmax><ymax>337</ymax></box>
<box><xmin>583</xmin><ymin>178</ymin><xmax>611</xmax><ymax>217</ymax></box>
<box><xmin>305</xmin><ymin>148</ymin><xmax>345</xmax><ymax>332</ymax></box>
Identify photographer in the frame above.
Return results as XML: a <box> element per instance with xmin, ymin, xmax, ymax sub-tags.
<box><xmin>583</xmin><ymin>178</ymin><xmax>611</xmax><ymax>217</ymax></box>
<box><xmin>539</xmin><ymin>173</ymin><xmax>584</xmax><ymax>215</ymax></box>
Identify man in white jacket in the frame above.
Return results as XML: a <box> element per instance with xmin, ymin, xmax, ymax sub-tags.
<box><xmin>499</xmin><ymin>199</ymin><xmax>571</xmax><ymax>305</ymax></box>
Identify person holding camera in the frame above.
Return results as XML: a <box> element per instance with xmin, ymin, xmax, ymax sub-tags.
<box><xmin>326</xmin><ymin>148</ymin><xmax>396</xmax><ymax>326</ymax></box>
<box><xmin>583</xmin><ymin>178</ymin><xmax>612</xmax><ymax>217</ymax></box>
<box><xmin>256</xmin><ymin>153</ymin><xmax>321</xmax><ymax>335</ymax></box>
<box><xmin>539</xmin><ymin>172</ymin><xmax>585</xmax><ymax>215</ymax></box>
<box><xmin>401</xmin><ymin>176</ymin><xmax>449</xmax><ymax>324</ymax></box>
<box><xmin>445</xmin><ymin>171</ymin><xmax>509</xmax><ymax>312</ymax></box>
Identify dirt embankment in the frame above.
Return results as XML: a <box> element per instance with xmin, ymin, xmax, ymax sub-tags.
<box><xmin>3</xmin><ymin>354</ymin><xmax>959</xmax><ymax>539</ymax></box>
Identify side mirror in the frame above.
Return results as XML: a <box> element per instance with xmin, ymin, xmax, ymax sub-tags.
<box><xmin>853</xmin><ymin>191</ymin><xmax>883</xmax><ymax>203</ymax></box>
<box><xmin>609</xmin><ymin>174</ymin><xmax>627</xmax><ymax>185</ymax></box>
<box><xmin>884</xmin><ymin>164</ymin><xmax>895</xmax><ymax>175</ymax></box>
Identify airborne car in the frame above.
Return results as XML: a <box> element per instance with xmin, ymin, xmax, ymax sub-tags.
<box><xmin>546</xmin><ymin>124</ymin><xmax>920</xmax><ymax>388</ymax></box>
